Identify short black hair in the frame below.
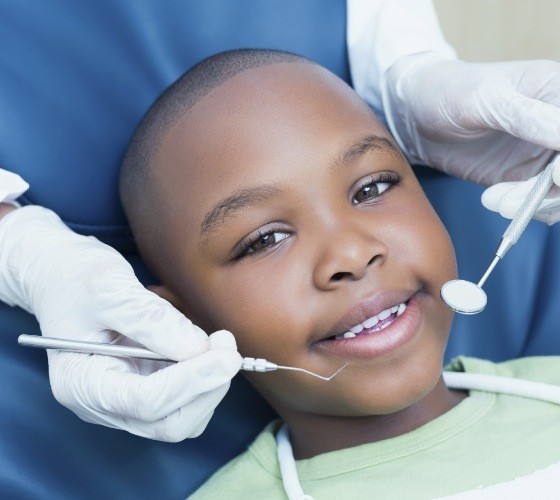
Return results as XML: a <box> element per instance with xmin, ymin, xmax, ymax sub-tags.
<box><xmin>119</xmin><ymin>49</ymin><xmax>314</xmax><ymax>278</ymax></box>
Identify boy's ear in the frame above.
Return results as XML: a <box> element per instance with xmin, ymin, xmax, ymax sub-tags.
<box><xmin>147</xmin><ymin>284</ymin><xmax>185</xmax><ymax>313</ymax></box>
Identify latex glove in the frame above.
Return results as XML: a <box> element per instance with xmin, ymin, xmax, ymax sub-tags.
<box><xmin>382</xmin><ymin>54</ymin><xmax>560</xmax><ymax>223</ymax></box>
<box><xmin>0</xmin><ymin>206</ymin><xmax>242</xmax><ymax>441</ymax></box>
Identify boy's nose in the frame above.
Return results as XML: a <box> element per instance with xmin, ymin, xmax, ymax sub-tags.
<box><xmin>312</xmin><ymin>222</ymin><xmax>387</xmax><ymax>290</ymax></box>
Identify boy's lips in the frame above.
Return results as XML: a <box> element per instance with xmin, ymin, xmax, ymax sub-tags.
<box><xmin>317</xmin><ymin>290</ymin><xmax>417</xmax><ymax>340</ymax></box>
<box><xmin>313</xmin><ymin>291</ymin><xmax>421</xmax><ymax>360</ymax></box>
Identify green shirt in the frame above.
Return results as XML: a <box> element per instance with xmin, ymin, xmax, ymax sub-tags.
<box><xmin>191</xmin><ymin>357</ymin><xmax>560</xmax><ymax>499</ymax></box>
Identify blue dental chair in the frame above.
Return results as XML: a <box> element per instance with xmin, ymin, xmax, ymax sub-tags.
<box><xmin>1</xmin><ymin>1</ymin><xmax>559</xmax><ymax>498</ymax></box>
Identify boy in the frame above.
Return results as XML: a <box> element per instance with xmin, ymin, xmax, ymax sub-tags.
<box><xmin>120</xmin><ymin>50</ymin><xmax>560</xmax><ymax>498</ymax></box>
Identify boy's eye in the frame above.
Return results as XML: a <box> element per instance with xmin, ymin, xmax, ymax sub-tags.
<box><xmin>351</xmin><ymin>173</ymin><xmax>399</xmax><ymax>205</ymax></box>
<box><xmin>353</xmin><ymin>182</ymin><xmax>390</xmax><ymax>204</ymax></box>
<box><xmin>236</xmin><ymin>229</ymin><xmax>291</xmax><ymax>258</ymax></box>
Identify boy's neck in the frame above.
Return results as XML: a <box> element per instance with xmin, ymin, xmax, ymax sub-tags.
<box><xmin>284</xmin><ymin>375</ymin><xmax>468</xmax><ymax>460</ymax></box>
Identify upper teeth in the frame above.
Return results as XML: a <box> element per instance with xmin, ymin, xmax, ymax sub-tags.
<box><xmin>336</xmin><ymin>302</ymin><xmax>407</xmax><ymax>340</ymax></box>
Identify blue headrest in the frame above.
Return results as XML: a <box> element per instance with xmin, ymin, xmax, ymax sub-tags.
<box><xmin>1</xmin><ymin>0</ymin><xmax>349</xmax><ymax>253</ymax></box>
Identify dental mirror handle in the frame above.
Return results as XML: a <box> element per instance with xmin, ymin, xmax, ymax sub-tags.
<box><xmin>495</xmin><ymin>156</ymin><xmax>558</xmax><ymax>260</ymax></box>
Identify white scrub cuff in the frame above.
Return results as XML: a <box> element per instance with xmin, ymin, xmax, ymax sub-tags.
<box><xmin>0</xmin><ymin>168</ymin><xmax>30</xmax><ymax>207</ymax></box>
<box><xmin>347</xmin><ymin>0</ymin><xmax>457</xmax><ymax>123</ymax></box>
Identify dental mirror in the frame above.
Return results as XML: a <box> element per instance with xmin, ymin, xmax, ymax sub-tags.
<box><xmin>441</xmin><ymin>278</ymin><xmax>487</xmax><ymax>315</ymax></box>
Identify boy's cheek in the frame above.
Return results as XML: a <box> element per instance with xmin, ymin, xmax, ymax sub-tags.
<box><xmin>200</xmin><ymin>286</ymin><xmax>292</xmax><ymax>357</ymax></box>
<box><xmin>225</xmin><ymin>310</ymin><xmax>303</xmax><ymax>359</ymax></box>
<box><xmin>203</xmin><ymin>264</ymin><xmax>309</xmax><ymax>347</ymax></box>
<box><xmin>398</xmin><ymin>200</ymin><xmax>457</xmax><ymax>283</ymax></box>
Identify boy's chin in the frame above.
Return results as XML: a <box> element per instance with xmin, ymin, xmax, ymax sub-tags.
<box><xmin>268</xmin><ymin>373</ymin><xmax>445</xmax><ymax>420</ymax></box>
<box><xmin>311</xmin><ymin>386</ymin><xmax>443</xmax><ymax>418</ymax></box>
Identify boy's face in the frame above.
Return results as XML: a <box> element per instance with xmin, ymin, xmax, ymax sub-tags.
<box><xmin>154</xmin><ymin>63</ymin><xmax>457</xmax><ymax>419</ymax></box>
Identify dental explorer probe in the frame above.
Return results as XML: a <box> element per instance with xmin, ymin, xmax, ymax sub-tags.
<box><xmin>441</xmin><ymin>154</ymin><xmax>560</xmax><ymax>315</ymax></box>
<box><xmin>18</xmin><ymin>334</ymin><xmax>348</xmax><ymax>381</ymax></box>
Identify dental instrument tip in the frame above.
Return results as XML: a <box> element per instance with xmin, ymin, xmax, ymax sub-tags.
<box><xmin>274</xmin><ymin>362</ymin><xmax>350</xmax><ymax>381</ymax></box>
<box><xmin>240</xmin><ymin>357</ymin><xmax>349</xmax><ymax>381</ymax></box>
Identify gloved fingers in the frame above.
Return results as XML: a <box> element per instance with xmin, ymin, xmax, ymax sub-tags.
<box><xmin>483</xmin><ymin>89</ymin><xmax>560</xmax><ymax>151</ymax></box>
<box><xmin>97</xmin><ymin>282</ymin><xmax>210</xmax><ymax>361</ymax></box>
<box><xmin>78</xmin><ymin>331</ymin><xmax>241</xmax><ymax>423</ymax></box>
<box><xmin>482</xmin><ymin>177</ymin><xmax>538</xmax><ymax>219</ymax></box>
<box><xmin>71</xmin><ymin>381</ymin><xmax>229</xmax><ymax>441</ymax></box>
<box><xmin>481</xmin><ymin>176</ymin><xmax>560</xmax><ymax>224</ymax></box>
<box><xmin>117</xmin><ymin>384</ymin><xmax>231</xmax><ymax>441</ymax></box>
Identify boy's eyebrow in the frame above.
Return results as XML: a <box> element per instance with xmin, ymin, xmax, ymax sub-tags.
<box><xmin>199</xmin><ymin>135</ymin><xmax>402</xmax><ymax>242</ymax></box>
<box><xmin>335</xmin><ymin>135</ymin><xmax>403</xmax><ymax>168</ymax></box>
<box><xmin>200</xmin><ymin>184</ymin><xmax>281</xmax><ymax>238</ymax></box>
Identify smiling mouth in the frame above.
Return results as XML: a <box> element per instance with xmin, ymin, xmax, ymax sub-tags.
<box><xmin>323</xmin><ymin>300</ymin><xmax>409</xmax><ymax>341</ymax></box>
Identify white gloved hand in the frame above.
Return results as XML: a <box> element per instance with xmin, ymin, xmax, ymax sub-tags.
<box><xmin>0</xmin><ymin>206</ymin><xmax>242</xmax><ymax>441</ymax></box>
<box><xmin>382</xmin><ymin>54</ymin><xmax>560</xmax><ymax>223</ymax></box>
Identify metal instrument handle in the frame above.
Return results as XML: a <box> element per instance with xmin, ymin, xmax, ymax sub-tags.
<box><xmin>502</xmin><ymin>159</ymin><xmax>557</xmax><ymax>245</ymax></box>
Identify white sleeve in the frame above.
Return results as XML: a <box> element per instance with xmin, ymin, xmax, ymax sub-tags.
<box><xmin>0</xmin><ymin>168</ymin><xmax>29</xmax><ymax>206</ymax></box>
<box><xmin>347</xmin><ymin>0</ymin><xmax>457</xmax><ymax>123</ymax></box>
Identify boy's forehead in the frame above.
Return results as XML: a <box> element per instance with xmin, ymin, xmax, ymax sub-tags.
<box><xmin>162</xmin><ymin>62</ymin><xmax>378</xmax><ymax>152</ymax></box>
<box><xmin>155</xmin><ymin>62</ymin><xmax>389</xmax><ymax>230</ymax></box>
<box><xmin>159</xmin><ymin>63</ymin><xmax>386</xmax><ymax>168</ymax></box>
